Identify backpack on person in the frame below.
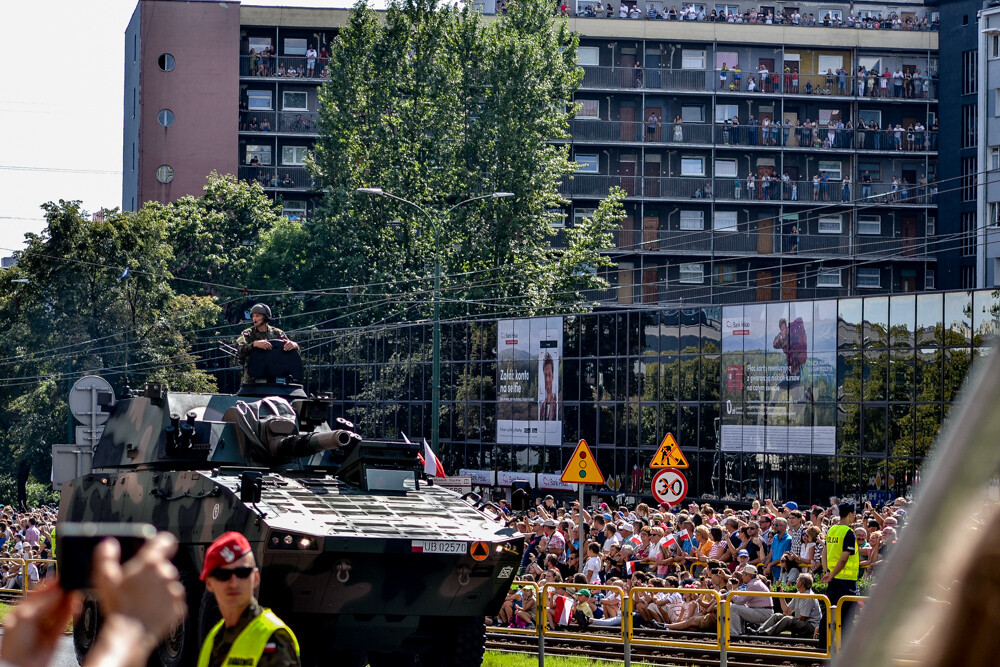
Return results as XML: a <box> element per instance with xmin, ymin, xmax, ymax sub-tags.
<box><xmin>787</xmin><ymin>317</ymin><xmax>808</xmax><ymax>367</ymax></box>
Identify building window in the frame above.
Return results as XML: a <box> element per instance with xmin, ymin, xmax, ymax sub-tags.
<box><xmin>818</xmin><ymin>216</ymin><xmax>842</xmax><ymax>234</ymax></box>
<box><xmin>680</xmin><ymin>156</ymin><xmax>705</xmax><ymax>177</ymax></box>
<box><xmin>962</xmin><ymin>212</ymin><xmax>976</xmax><ymax>256</ymax></box>
<box><xmin>963</xmin><ymin>50</ymin><xmax>977</xmax><ymax>96</ymax></box>
<box><xmin>572</xmin><ymin>208</ymin><xmax>595</xmax><ymax>229</ymax></box>
<box><xmin>993</xmin><ymin>147</ymin><xmax>1000</xmax><ymax>171</ymax></box>
<box><xmin>857</xmin><ymin>267</ymin><xmax>881</xmax><ymax>289</ymax></box>
<box><xmin>246</xmin><ymin>145</ymin><xmax>272</xmax><ymax>165</ymax></box>
<box><xmin>962</xmin><ymin>157</ymin><xmax>978</xmax><ymax>201</ymax></box>
<box><xmin>157</xmin><ymin>109</ymin><xmax>174</xmax><ymax>127</ymax></box>
<box><xmin>962</xmin><ymin>104</ymin><xmax>978</xmax><ymax>148</ymax></box>
<box><xmin>858</xmin><ymin>109</ymin><xmax>881</xmax><ymax>127</ymax></box>
<box><xmin>155</xmin><ymin>165</ymin><xmax>174</xmax><ymax>183</ymax></box>
<box><xmin>282</xmin><ymin>200</ymin><xmax>307</xmax><ymax>221</ymax></box>
<box><xmin>577</xmin><ymin>99</ymin><xmax>599</xmax><ymax>118</ymax></box>
<box><xmin>577</xmin><ymin>46</ymin><xmax>599</xmax><ymax>66</ymax></box>
<box><xmin>858</xmin><ymin>215</ymin><xmax>881</xmax><ymax>235</ymax></box>
<box><xmin>715</xmin><ymin>104</ymin><xmax>738</xmax><ymax>122</ymax></box>
<box><xmin>248</xmin><ymin>37</ymin><xmax>272</xmax><ymax>53</ymax></box>
<box><xmin>284</xmin><ymin>38</ymin><xmax>308</xmax><ymax>55</ymax></box>
<box><xmin>990</xmin><ymin>203</ymin><xmax>1000</xmax><ymax>227</ymax></box>
<box><xmin>681</xmin><ymin>105</ymin><xmax>704</xmax><ymax>123</ymax></box>
<box><xmin>817</xmin><ymin>161</ymin><xmax>841</xmax><ymax>181</ymax></box>
<box><xmin>927</xmin><ymin>216</ymin><xmax>936</xmax><ymax>236</ymax></box>
<box><xmin>158</xmin><ymin>53</ymin><xmax>175</xmax><ymax>72</ymax></box>
<box><xmin>248</xmin><ymin>91</ymin><xmax>273</xmax><ymax>110</ymax></box>
<box><xmin>993</xmin><ymin>34</ymin><xmax>1000</xmax><ymax>59</ymax></box>
<box><xmin>817</xmin><ymin>54</ymin><xmax>843</xmax><ymax>73</ymax></box>
<box><xmin>817</xmin><ymin>269</ymin><xmax>842</xmax><ymax>287</ymax></box>
<box><xmin>996</xmin><ymin>90</ymin><xmax>1000</xmax><ymax>118</ymax></box>
<box><xmin>925</xmin><ymin>268</ymin><xmax>935</xmax><ymax>290</ymax></box>
<box><xmin>680</xmin><ymin>210</ymin><xmax>704</xmax><ymax>230</ymax></box>
<box><xmin>858</xmin><ymin>161</ymin><xmax>881</xmax><ymax>182</ymax></box>
<box><xmin>714</xmin><ymin>263</ymin><xmax>737</xmax><ymax>284</ymax></box>
<box><xmin>962</xmin><ymin>265</ymin><xmax>976</xmax><ymax>289</ymax></box>
<box><xmin>714</xmin><ymin>211</ymin><xmax>737</xmax><ymax>232</ymax></box>
<box><xmin>714</xmin><ymin>159</ymin><xmax>737</xmax><ymax>178</ymax></box>
<box><xmin>282</xmin><ymin>92</ymin><xmax>308</xmax><ymax>111</ymax></box>
<box><xmin>679</xmin><ymin>263</ymin><xmax>704</xmax><ymax>283</ymax></box>
<box><xmin>282</xmin><ymin>146</ymin><xmax>309</xmax><ymax>166</ymax></box>
<box><xmin>574</xmin><ymin>154</ymin><xmax>599</xmax><ymax>173</ymax></box>
<box><xmin>681</xmin><ymin>49</ymin><xmax>705</xmax><ymax>69</ymax></box>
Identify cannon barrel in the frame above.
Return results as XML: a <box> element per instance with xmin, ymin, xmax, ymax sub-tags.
<box><xmin>270</xmin><ymin>429</ymin><xmax>360</xmax><ymax>459</ymax></box>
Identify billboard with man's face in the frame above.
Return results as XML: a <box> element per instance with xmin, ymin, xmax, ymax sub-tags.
<box><xmin>497</xmin><ymin>317</ymin><xmax>563</xmax><ymax>445</ymax></box>
<box><xmin>720</xmin><ymin>301</ymin><xmax>836</xmax><ymax>455</ymax></box>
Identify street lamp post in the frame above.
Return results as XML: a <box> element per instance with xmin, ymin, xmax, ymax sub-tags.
<box><xmin>356</xmin><ymin>187</ymin><xmax>513</xmax><ymax>454</ymax></box>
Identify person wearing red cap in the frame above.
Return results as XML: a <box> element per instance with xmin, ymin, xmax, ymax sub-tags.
<box><xmin>197</xmin><ymin>532</ymin><xmax>300</xmax><ymax>667</ymax></box>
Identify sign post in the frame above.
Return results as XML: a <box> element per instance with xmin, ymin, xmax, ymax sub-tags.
<box><xmin>560</xmin><ymin>439</ymin><xmax>604</xmax><ymax>573</ymax></box>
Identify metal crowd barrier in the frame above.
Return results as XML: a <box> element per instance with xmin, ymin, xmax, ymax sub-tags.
<box><xmin>540</xmin><ymin>582</ymin><xmax>627</xmax><ymax>643</ymax></box>
<box><xmin>723</xmin><ymin>589</ymin><xmax>832</xmax><ymax>660</ymax></box>
<box><xmin>627</xmin><ymin>586</ymin><xmax>723</xmax><ymax>652</ymax></box>
<box><xmin>488</xmin><ymin>582</ymin><xmax>541</xmax><ymax>636</ymax></box>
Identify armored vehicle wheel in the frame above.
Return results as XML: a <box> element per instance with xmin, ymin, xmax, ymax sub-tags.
<box><xmin>73</xmin><ymin>594</ymin><xmax>102</xmax><ymax>664</ymax></box>
<box><xmin>148</xmin><ymin>571</ymin><xmax>203</xmax><ymax>667</ymax></box>
<box><xmin>367</xmin><ymin>616</ymin><xmax>486</xmax><ymax>667</ymax></box>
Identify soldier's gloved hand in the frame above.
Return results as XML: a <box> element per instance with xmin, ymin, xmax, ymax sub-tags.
<box><xmin>252</xmin><ymin>340</ymin><xmax>273</xmax><ymax>350</ymax></box>
<box><xmin>283</xmin><ymin>340</ymin><xmax>299</xmax><ymax>352</ymax></box>
<box><xmin>0</xmin><ymin>581</ymin><xmax>76</xmax><ymax>667</ymax></box>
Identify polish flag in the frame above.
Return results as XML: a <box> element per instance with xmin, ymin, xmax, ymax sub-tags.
<box><xmin>663</xmin><ymin>534</ymin><xmax>678</xmax><ymax>552</ymax></box>
<box><xmin>624</xmin><ymin>560</ymin><xmax>636</xmax><ymax>575</ymax></box>
<box><xmin>421</xmin><ymin>439</ymin><xmax>446</xmax><ymax>478</ymax></box>
<box><xmin>553</xmin><ymin>595</ymin><xmax>574</xmax><ymax>626</ymax></box>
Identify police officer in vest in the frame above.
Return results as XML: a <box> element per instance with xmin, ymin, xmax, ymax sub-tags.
<box><xmin>821</xmin><ymin>500</ymin><xmax>859</xmax><ymax>608</ymax></box>
<box><xmin>236</xmin><ymin>304</ymin><xmax>299</xmax><ymax>384</ymax></box>
<box><xmin>198</xmin><ymin>532</ymin><xmax>301</xmax><ymax>667</ymax></box>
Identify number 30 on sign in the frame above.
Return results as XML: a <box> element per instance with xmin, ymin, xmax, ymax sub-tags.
<box><xmin>651</xmin><ymin>468</ymin><xmax>688</xmax><ymax>506</ymax></box>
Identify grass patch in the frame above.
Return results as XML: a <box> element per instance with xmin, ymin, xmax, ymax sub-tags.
<box><xmin>0</xmin><ymin>603</ymin><xmax>9</xmax><ymax>623</ymax></box>
<box><xmin>484</xmin><ymin>651</ymin><xmax>652</xmax><ymax>667</ymax></box>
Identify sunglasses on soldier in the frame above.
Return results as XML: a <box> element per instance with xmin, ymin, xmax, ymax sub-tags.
<box><xmin>209</xmin><ymin>566</ymin><xmax>254</xmax><ymax>581</ymax></box>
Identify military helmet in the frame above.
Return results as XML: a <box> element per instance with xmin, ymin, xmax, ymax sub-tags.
<box><xmin>250</xmin><ymin>303</ymin><xmax>272</xmax><ymax>321</ymax></box>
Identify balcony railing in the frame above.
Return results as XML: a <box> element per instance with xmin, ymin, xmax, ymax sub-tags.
<box><xmin>611</xmin><ymin>228</ymin><xmax>933</xmax><ymax>258</ymax></box>
<box><xmin>579</xmin><ymin>65</ymin><xmax>938</xmax><ymax>99</ymax></box>
<box><xmin>564</xmin><ymin>175</ymin><xmax>935</xmax><ymax>206</ymax></box>
<box><xmin>238</xmin><ymin>166</ymin><xmax>316</xmax><ymax>190</ymax></box>
<box><xmin>240</xmin><ymin>55</ymin><xmax>330</xmax><ymax>79</ymax></box>
<box><xmin>240</xmin><ymin>111</ymin><xmax>319</xmax><ymax>134</ymax></box>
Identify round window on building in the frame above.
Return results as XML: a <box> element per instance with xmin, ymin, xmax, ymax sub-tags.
<box><xmin>158</xmin><ymin>53</ymin><xmax>175</xmax><ymax>71</ymax></box>
<box><xmin>156</xmin><ymin>165</ymin><xmax>174</xmax><ymax>184</ymax></box>
<box><xmin>157</xmin><ymin>109</ymin><xmax>174</xmax><ymax>127</ymax></box>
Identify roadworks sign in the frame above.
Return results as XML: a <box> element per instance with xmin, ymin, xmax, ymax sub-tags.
<box><xmin>649</xmin><ymin>433</ymin><xmax>689</xmax><ymax>469</ymax></box>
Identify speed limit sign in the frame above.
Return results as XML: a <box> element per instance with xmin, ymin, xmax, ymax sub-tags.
<box><xmin>651</xmin><ymin>468</ymin><xmax>688</xmax><ymax>506</ymax></box>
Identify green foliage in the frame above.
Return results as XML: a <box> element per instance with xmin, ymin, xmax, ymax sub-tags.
<box><xmin>263</xmin><ymin>0</ymin><xmax>616</xmax><ymax>327</ymax></box>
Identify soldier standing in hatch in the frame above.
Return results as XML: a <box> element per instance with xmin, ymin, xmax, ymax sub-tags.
<box><xmin>236</xmin><ymin>303</ymin><xmax>299</xmax><ymax>383</ymax></box>
<box><xmin>198</xmin><ymin>531</ymin><xmax>301</xmax><ymax>667</ymax></box>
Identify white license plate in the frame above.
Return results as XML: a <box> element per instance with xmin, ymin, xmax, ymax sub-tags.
<box><xmin>412</xmin><ymin>541</ymin><xmax>468</xmax><ymax>554</ymax></box>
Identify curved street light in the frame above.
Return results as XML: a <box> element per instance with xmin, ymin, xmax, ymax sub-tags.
<box><xmin>356</xmin><ymin>187</ymin><xmax>513</xmax><ymax>453</ymax></box>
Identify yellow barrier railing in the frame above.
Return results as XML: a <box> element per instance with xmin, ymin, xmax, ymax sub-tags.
<box><xmin>628</xmin><ymin>586</ymin><xmax>723</xmax><ymax>651</ymax></box>
<box><xmin>488</xmin><ymin>582</ymin><xmax>540</xmax><ymax>636</ymax></box>
<box><xmin>723</xmin><ymin>589</ymin><xmax>831</xmax><ymax>659</ymax></box>
<box><xmin>24</xmin><ymin>559</ymin><xmax>57</xmax><ymax>593</ymax></box>
<box><xmin>833</xmin><ymin>594</ymin><xmax>868</xmax><ymax>650</ymax></box>
<box><xmin>0</xmin><ymin>558</ymin><xmax>26</xmax><ymax>597</ymax></box>
<box><xmin>540</xmin><ymin>582</ymin><xmax>627</xmax><ymax>643</ymax></box>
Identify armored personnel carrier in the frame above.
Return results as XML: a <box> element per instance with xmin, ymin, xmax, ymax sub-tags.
<box><xmin>58</xmin><ymin>348</ymin><xmax>523</xmax><ymax>667</ymax></box>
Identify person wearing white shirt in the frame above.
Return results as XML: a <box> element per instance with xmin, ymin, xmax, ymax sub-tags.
<box><xmin>584</xmin><ymin>543</ymin><xmax>603</xmax><ymax>584</ymax></box>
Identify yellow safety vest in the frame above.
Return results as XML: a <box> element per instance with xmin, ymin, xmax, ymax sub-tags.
<box><xmin>825</xmin><ymin>524</ymin><xmax>859</xmax><ymax>581</ymax></box>
<box><xmin>197</xmin><ymin>608</ymin><xmax>300</xmax><ymax>667</ymax></box>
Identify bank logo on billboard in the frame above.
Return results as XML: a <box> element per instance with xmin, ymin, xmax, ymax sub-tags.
<box><xmin>720</xmin><ymin>302</ymin><xmax>836</xmax><ymax>455</ymax></box>
<box><xmin>497</xmin><ymin>317</ymin><xmax>563</xmax><ymax>445</ymax></box>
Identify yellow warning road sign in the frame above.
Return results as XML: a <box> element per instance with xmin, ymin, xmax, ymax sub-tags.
<box><xmin>560</xmin><ymin>439</ymin><xmax>605</xmax><ymax>485</ymax></box>
<box><xmin>649</xmin><ymin>433</ymin><xmax>688</xmax><ymax>469</ymax></box>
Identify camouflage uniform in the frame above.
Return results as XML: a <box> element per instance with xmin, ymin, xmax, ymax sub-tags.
<box><xmin>237</xmin><ymin>325</ymin><xmax>289</xmax><ymax>383</ymax></box>
<box><xmin>204</xmin><ymin>598</ymin><xmax>300</xmax><ymax>667</ymax></box>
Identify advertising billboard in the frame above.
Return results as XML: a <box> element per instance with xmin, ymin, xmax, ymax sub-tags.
<box><xmin>497</xmin><ymin>317</ymin><xmax>563</xmax><ymax>445</ymax></box>
<box><xmin>720</xmin><ymin>301</ymin><xmax>836</xmax><ymax>455</ymax></box>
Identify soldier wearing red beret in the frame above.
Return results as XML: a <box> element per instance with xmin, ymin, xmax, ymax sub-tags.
<box><xmin>197</xmin><ymin>532</ymin><xmax>300</xmax><ymax>667</ymax></box>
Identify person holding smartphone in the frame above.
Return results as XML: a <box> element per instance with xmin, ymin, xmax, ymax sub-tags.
<box><xmin>199</xmin><ymin>532</ymin><xmax>301</xmax><ymax>667</ymax></box>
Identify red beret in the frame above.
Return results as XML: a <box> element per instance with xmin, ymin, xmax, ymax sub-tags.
<box><xmin>200</xmin><ymin>531</ymin><xmax>253</xmax><ymax>581</ymax></box>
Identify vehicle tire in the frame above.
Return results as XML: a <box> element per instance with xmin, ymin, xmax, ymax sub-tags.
<box><xmin>73</xmin><ymin>594</ymin><xmax>102</xmax><ymax>665</ymax></box>
<box><xmin>148</xmin><ymin>570</ymin><xmax>203</xmax><ymax>667</ymax></box>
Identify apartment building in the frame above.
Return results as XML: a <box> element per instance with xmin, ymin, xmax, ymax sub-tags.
<box><xmin>124</xmin><ymin>0</ymin><xmax>940</xmax><ymax>303</ymax></box>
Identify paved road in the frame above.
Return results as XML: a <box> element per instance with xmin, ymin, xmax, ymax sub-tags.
<box><xmin>0</xmin><ymin>631</ymin><xmax>77</xmax><ymax>666</ymax></box>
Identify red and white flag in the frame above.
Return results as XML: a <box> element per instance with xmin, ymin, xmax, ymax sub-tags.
<box><xmin>553</xmin><ymin>595</ymin><xmax>574</xmax><ymax>626</ymax></box>
<box><xmin>624</xmin><ymin>560</ymin><xmax>636</xmax><ymax>575</ymax></box>
<box><xmin>421</xmin><ymin>439</ymin><xmax>446</xmax><ymax>478</ymax></box>
<box><xmin>663</xmin><ymin>534</ymin><xmax>678</xmax><ymax>552</ymax></box>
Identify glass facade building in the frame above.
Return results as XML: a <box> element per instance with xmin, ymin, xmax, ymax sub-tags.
<box><xmin>203</xmin><ymin>289</ymin><xmax>998</xmax><ymax>506</ymax></box>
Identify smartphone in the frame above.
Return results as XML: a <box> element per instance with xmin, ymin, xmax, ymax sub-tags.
<box><xmin>57</xmin><ymin>522</ymin><xmax>156</xmax><ymax>591</ymax></box>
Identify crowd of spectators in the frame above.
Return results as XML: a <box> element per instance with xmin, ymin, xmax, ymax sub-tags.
<box><xmin>246</xmin><ymin>44</ymin><xmax>329</xmax><ymax>79</ymax></box>
<box><xmin>559</xmin><ymin>2</ymin><xmax>938</xmax><ymax>30</ymax></box>
<box><xmin>0</xmin><ymin>505</ymin><xmax>57</xmax><ymax>592</ymax></box>
<box><xmin>491</xmin><ymin>494</ymin><xmax>908</xmax><ymax>639</ymax></box>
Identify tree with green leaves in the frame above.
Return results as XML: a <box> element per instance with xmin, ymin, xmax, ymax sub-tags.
<box><xmin>256</xmin><ymin>0</ymin><xmax>619</xmax><ymax>327</ymax></box>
